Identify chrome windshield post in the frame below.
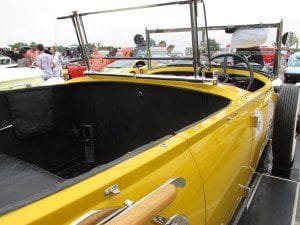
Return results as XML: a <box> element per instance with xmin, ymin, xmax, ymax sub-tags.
<box><xmin>71</xmin><ymin>11</ymin><xmax>91</xmax><ymax>71</ymax></box>
<box><xmin>189</xmin><ymin>0</ymin><xmax>200</xmax><ymax>78</ymax></box>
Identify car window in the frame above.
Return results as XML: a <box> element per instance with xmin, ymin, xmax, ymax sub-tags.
<box><xmin>0</xmin><ymin>58</ymin><xmax>10</xmax><ymax>65</ymax></box>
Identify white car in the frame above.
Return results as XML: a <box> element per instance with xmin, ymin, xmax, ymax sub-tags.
<box><xmin>0</xmin><ymin>56</ymin><xmax>17</xmax><ymax>69</ymax></box>
<box><xmin>0</xmin><ymin>67</ymin><xmax>44</xmax><ymax>91</ymax></box>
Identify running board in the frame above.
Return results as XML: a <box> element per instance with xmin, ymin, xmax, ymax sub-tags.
<box><xmin>231</xmin><ymin>173</ymin><xmax>299</xmax><ymax>225</ymax></box>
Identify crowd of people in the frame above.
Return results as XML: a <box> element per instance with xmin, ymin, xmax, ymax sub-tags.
<box><xmin>17</xmin><ymin>42</ymin><xmax>64</xmax><ymax>80</ymax></box>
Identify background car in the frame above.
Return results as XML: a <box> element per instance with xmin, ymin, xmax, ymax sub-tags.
<box><xmin>284</xmin><ymin>57</ymin><xmax>300</xmax><ymax>83</ymax></box>
<box><xmin>104</xmin><ymin>59</ymin><xmax>148</xmax><ymax>74</ymax></box>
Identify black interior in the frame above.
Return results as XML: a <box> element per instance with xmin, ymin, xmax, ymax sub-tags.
<box><xmin>0</xmin><ymin>81</ymin><xmax>230</xmax><ymax>210</ymax></box>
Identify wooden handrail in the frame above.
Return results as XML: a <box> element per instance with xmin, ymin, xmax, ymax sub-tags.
<box><xmin>105</xmin><ymin>183</ymin><xmax>177</xmax><ymax>225</ymax></box>
<box><xmin>71</xmin><ymin>207</ymin><xmax>121</xmax><ymax>225</ymax></box>
<box><xmin>70</xmin><ymin>178</ymin><xmax>185</xmax><ymax>225</ymax></box>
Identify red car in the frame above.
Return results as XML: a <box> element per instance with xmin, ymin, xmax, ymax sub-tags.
<box><xmin>260</xmin><ymin>46</ymin><xmax>276</xmax><ymax>65</ymax></box>
<box><xmin>67</xmin><ymin>63</ymin><xmax>87</xmax><ymax>79</ymax></box>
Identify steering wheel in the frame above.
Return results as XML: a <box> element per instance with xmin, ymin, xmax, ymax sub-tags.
<box><xmin>210</xmin><ymin>53</ymin><xmax>254</xmax><ymax>90</ymax></box>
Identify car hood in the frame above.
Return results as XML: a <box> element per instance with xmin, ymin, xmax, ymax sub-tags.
<box><xmin>0</xmin><ymin>67</ymin><xmax>44</xmax><ymax>82</ymax></box>
<box><xmin>286</xmin><ymin>66</ymin><xmax>300</xmax><ymax>74</ymax></box>
<box><xmin>104</xmin><ymin>67</ymin><xmax>129</xmax><ymax>73</ymax></box>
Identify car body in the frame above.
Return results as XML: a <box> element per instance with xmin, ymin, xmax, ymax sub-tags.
<box><xmin>66</xmin><ymin>63</ymin><xmax>87</xmax><ymax>79</ymax></box>
<box><xmin>0</xmin><ymin>63</ymin><xmax>277</xmax><ymax>225</ymax></box>
<box><xmin>260</xmin><ymin>46</ymin><xmax>276</xmax><ymax>65</ymax></box>
<box><xmin>0</xmin><ymin>67</ymin><xmax>43</xmax><ymax>90</ymax></box>
<box><xmin>0</xmin><ymin>56</ymin><xmax>17</xmax><ymax>69</ymax></box>
<box><xmin>284</xmin><ymin>58</ymin><xmax>300</xmax><ymax>82</ymax></box>
<box><xmin>104</xmin><ymin>59</ymin><xmax>148</xmax><ymax>74</ymax></box>
<box><xmin>0</xmin><ymin>2</ymin><xmax>294</xmax><ymax>225</ymax></box>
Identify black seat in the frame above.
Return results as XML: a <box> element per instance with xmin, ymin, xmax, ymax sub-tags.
<box><xmin>0</xmin><ymin>153</ymin><xmax>63</xmax><ymax>210</ymax></box>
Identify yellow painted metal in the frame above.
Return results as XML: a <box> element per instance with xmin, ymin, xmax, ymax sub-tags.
<box><xmin>0</xmin><ymin>137</ymin><xmax>205</xmax><ymax>225</ymax></box>
<box><xmin>0</xmin><ymin>66</ymin><xmax>275</xmax><ymax>225</ymax></box>
<box><xmin>103</xmin><ymin>60</ymin><xmax>149</xmax><ymax>74</ymax></box>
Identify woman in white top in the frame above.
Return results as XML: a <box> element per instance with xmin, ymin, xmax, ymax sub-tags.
<box><xmin>50</xmin><ymin>46</ymin><xmax>64</xmax><ymax>77</ymax></box>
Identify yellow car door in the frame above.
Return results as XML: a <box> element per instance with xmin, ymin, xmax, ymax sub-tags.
<box><xmin>0</xmin><ymin>136</ymin><xmax>206</xmax><ymax>225</ymax></box>
<box><xmin>247</xmin><ymin>89</ymin><xmax>275</xmax><ymax>170</ymax></box>
<box><xmin>177</xmin><ymin>100</ymin><xmax>253</xmax><ymax>225</ymax></box>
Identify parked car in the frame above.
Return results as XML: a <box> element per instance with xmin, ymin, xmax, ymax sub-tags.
<box><xmin>0</xmin><ymin>2</ymin><xmax>297</xmax><ymax>225</ymax></box>
<box><xmin>104</xmin><ymin>59</ymin><xmax>148</xmax><ymax>74</ymax></box>
<box><xmin>260</xmin><ymin>46</ymin><xmax>276</xmax><ymax>65</ymax></box>
<box><xmin>0</xmin><ymin>67</ymin><xmax>43</xmax><ymax>90</ymax></box>
<box><xmin>284</xmin><ymin>57</ymin><xmax>300</xmax><ymax>83</ymax></box>
<box><xmin>0</xmin><ymin>56</ymin><xmax>17</xmax><ymax>68</ymax></box>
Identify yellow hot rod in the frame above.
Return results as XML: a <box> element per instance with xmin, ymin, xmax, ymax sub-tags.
<box><xmin>0</xmin><ymin>1</ymin><xmax>299</xmax><ymax>225</ymax></box>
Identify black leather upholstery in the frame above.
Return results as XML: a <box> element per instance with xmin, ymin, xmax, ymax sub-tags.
<box><xmin>0</xmin><ymin>153</ymin><xmax>63</xmax><ymax>209</ymax></box>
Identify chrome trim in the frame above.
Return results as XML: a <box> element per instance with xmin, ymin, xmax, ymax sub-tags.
<box><xmin>104</xmin><ymin>184</ymin><xmax>121</xmax><ymax>196</ymax></box>
<box><xmin>166</xmin><ymin>214</ymin><xmax>189</xmax><ymax>225</ymax></box>
<box><xmin>86</xmin><ymin>71</ymin><xmax>217</xmax><ymax>83</ymax></box>
<box><xmin>0</xmin><ymin>125</ymin><xmax>13</xmax><ymax>132</ymax></box>
<box><xmin>168</xmin><ymin>177</ymin><xmax>186</xmax><ymax>188</ymax></box>
<box><xmin>57</xmin><ymin>1</ymin><xmax>190</xmax><ymax>19</ymax></box>
<box><xmin>96</xmin><ymin>178</ymin><xmax>186</xmax><ymax>225</ymax></box>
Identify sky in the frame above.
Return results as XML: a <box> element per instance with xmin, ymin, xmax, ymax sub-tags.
<box><xmin>0</xmin><ymin>0</ymin><xmax>300</xmax><ymax>48</ymax></box>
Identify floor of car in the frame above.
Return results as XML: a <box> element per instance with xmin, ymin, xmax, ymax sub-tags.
<box><xmin>0</xmin><ymin>152</ymin><xmax>63</xmax><ymax>210</ymax></box>
<box><xmin>56</xmin><ymin>161</ymin><xmax>99</xmax><ymax>179</ymax></box>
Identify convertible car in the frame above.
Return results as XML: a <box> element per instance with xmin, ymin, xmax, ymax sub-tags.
<box><xmin>0</xmin><ymin>1</ymin><xmax>298</xmax><ymax>225</ymax></box>
<box><xmin>103</xmin><ymin>59</ymin><xmax>148</xmax><ymax>74</ymax></box>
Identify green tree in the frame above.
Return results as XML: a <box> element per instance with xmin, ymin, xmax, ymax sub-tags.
<box><xmin>9</xmin><ymin>42</ymin><xmax>28</xmax><ymax>50</ymax></box>
<box><xmin>208</xmin><ymin>38</ymin><xmax>221</xmax><ymax>52</ymax></box>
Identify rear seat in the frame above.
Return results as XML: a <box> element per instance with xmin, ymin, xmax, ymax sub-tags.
<box><xmin>0</xmin><ymin>153</ymin><xmax>63</xmax><ymax>209</ymax></box>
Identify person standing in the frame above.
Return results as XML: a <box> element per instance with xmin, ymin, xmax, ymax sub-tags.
<box><xmin>36</xmin><ymin>44</ymin><xmax>54</xmax><ymax>80</ymax></box>
<box><xmin>17</xmin><ymin>47</ymin><xmax>30</xmax><ymax>67</ymax></box>
<box><xmin>50</xmin><ymin>46</ymin><xmax>64</xmax><ymax>77</ymax></box>
<box><xmin>90</xmin><ymin>45</ymin><xmax>104</xmax><ymax>71</ymax></box>
<box><xmin>28</xmin><ymin>42</ymin><xmax>39</xmax><ymax>65</ymax></box>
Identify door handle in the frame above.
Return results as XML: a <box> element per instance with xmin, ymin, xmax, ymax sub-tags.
<box><xmin>70</xmin><ymin>178</ymin><xmax>188</xmax><ymax>225</ymax></box>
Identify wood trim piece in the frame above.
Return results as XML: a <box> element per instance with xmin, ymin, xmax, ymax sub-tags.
<box><xmin>105</xmin><ymin>183</ymin><xmax>177</xmax><ymax>225</ymax></box>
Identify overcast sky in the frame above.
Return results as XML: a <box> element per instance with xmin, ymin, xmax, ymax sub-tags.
<box><xmin>1</xmin><ymin>0</ymin><xmax>299</xmax><ymax>48</ymax></box>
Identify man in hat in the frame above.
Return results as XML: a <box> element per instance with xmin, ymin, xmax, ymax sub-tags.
<box><xmin>28</xmin><ymin>42</ymin><xmax>39</xmax><ymax>65</ymax></box>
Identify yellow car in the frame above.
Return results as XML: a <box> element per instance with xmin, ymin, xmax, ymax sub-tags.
<box><xmin>0</xmin><ymin>2</ymin><xmax>298</xmax><ymax>225</ymax></box>
<box><xmin>104</xmin><ymin>59</ymin><xmax>148</xmax><ymax>74</ymax></box>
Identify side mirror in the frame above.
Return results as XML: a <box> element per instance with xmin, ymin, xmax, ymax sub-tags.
<box><xmin>134</xmin><ymin>34</ymin><xmax>146</xmax><ymax>47</ymax></box>
<box><xmin>282</xmin><ymin>32</ymin><xmax>298</xmax><ymax>47</ymax></box>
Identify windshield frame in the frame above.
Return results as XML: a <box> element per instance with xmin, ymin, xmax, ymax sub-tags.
<box><xmin>146</xmin><ymin>22</ymin><xmax>283</xmax><ymax>78</ymax></box>
<box><xmin>57</xmin><ymin>0</ymin><xmax>206</xmax><ymax>78</ymax></box>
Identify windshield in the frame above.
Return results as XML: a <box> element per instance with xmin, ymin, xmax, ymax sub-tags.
<box><xmin>290</xmin><ymin>60</ymin><xmax>300</xmax><ymax>67</ymax></box>
<box><xmin>197</xmin><ymin>26</ymin><xmax>280</xmax><ymax>76</ymax></box>
<box><xmin>106</xmin><ymin>60</ymin><xmax>135</xmax><ymax>68</ymax></box>
<box><xmin>0</xmin><ymin>57</ymin><xmax>11</xmax><ymax>65</ymax></box>
<box><xmin>55</xmin><ymin>1</ymin><xmax>205</xmax><ymax>72</ymax></box>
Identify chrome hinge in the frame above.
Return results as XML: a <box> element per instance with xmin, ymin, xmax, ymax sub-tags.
<box><xmin>252</xmin><ymin>116</ymin><xmax>259</xmax><ymax>128</ymax></box>
<box><xmin>104</xmin><ymin>184</ymin><xmax>121</xmax><ymax>196</ymax></box>
<box><xmin>153</xmin><ymin>214</ymin><xmax>189</xmax><ymax>225</ymax></box>
<box><xmin>238</xmin><ymin>184</ymin><xmax>250</xmax><ymax>198</ymax></box>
